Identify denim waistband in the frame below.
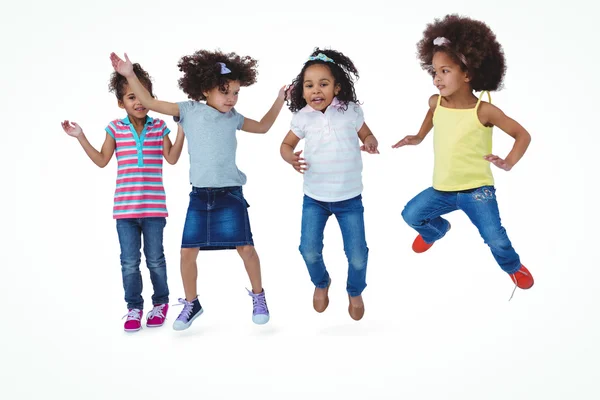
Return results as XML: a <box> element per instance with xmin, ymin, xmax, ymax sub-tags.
<box><xmin>191</xmin><ymin>186</ymin><xmax>241</xmax><ymax>194</ymax></box>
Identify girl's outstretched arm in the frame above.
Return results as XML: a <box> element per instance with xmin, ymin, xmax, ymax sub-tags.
<box><xmin>163</xmin><ymin>124</ymin><xmax>186</xmax><ymax>165</ymax></box>
<box><xmin>479</xmin><ymin>103</ymin><xmax>531</xmax><ymax>171</ymax></box>
<box><xmin>62</xmin><ymin>120</ymin><xmax>114</xmax><ymax>168</ymax></box>
<box><xmin>242</xmin><ymin>86</ymin><xmax>287</xmax><ymax>134</ymax></box>
<box><xmin>280</xmin><ymin>131</ymin><xmax>307</xmax><ymax>174</ymax></box>
<box><xmin>110</xmin><ymin>53</ymin><xmax>180</xmax><ymax>117</ymax></box>
<box><xmin>392</xmin><ymin>94</ymin><xmax>437</xmax><ymax>148</ymax></box>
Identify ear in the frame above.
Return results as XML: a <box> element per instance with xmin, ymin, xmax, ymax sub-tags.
<box><xmin>334</xmin><ymin>83</ymin><xmax>341</xmax><ymax>96</ymax></box>
<box><xmin>202</xmin><ymin>91</ymin><xmax>209</xmax><ymax>98</ymax></box>
<box><xmin>117</xmin><ymin>100</ymin><xmax>125</xmax><ymax>109</ymax></box>
<box><xmin>463</xmin><ymin>70</ymin><xmax>472</xmax><ymax>83</ymax></box>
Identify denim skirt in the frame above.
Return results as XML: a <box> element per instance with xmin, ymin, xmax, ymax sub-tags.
<box><xmin>181</xmin><ymin>186</ymin><xmax>254</xmax><ymax>250</ymax></box>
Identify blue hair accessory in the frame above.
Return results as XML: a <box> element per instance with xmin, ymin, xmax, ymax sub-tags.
<box><xmin>307</xmin><ymin>53</ymin><xmax>334</xmax><ymax>64</ymax></box>
<box><xmin>217</xmin><ymin>62</ymin><xmax>231</xmax><ymax>74</ymax></box>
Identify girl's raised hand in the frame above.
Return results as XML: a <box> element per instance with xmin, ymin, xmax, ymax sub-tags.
<box><xmin>61</xmin><ymin>120</ymin><xmax>83</xmax><ymax>138</ymax></box>
<box><xmin>392</xmin><ymin>134</ymin><xmax>423</xmax><ymax>148</ymax></box>
<box><xmin>110</xmin><ymin>52</ymin><xmax>134</xmax><ymax>77</ymax></box>
<box><xmin>292</xmin><ymin>150</ymin><xmax>308</xmax><ymax>174</ymax></box>
<box><xmin>484</xmin><ymin>154</ymin><xmax>513</xmax><ymax>171</ymax></box>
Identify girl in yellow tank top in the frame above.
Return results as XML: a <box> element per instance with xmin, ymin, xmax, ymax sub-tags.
<box><xmin>392</xmin><ymin>15</ymin><xmax>534</xmax><ymax>296</ymax></box>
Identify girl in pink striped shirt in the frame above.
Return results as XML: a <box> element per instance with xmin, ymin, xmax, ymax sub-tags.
<box><xmin>61</xmin><ymin>63</ymin><xmax>185</xmax><ymax>332</ymax></box>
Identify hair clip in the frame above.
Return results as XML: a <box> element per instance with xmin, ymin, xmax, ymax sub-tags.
<box><xmin>217</xmin><ymin>62</ymin><xmax>231</xmax><ymax>74</ymax></box>
<box><xmin>432</xmin><ymin>37</ymin><xmax>468</xmax><ymax>67</ymax></box>
<box><xmin>433</xmin><ymin>37</ymin><xmax>451</xmax><ymax>46</ymax></box>
<box><xmin>307</xmin><ymin>53</ymin><xmax>335</xmax><ymax>64</ymax></box>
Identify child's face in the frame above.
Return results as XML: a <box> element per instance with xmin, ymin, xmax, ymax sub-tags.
<box><xmin>302</xmin><ymin>64</ymin><xmax>340</xmax><ymax>112</ymax></box>
<box><xmin>118</xmin><ymin>84</ymin><xmax>150</xmax><ymax>119</ymax></box>
<box><xmin>431</xmin><ymin>51</ymin><xmax>470</xmax><ymax>97</ymax></box>
<box><xmin>204</xmin><ymin>80</ymin><xmax>240</xmax><ymax>113</ymax></box>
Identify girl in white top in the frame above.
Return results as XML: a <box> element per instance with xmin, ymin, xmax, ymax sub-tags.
<box><xmin>280</xmin><ymin>48</ymin><xmax>379</xmax><ymax>321</ymax></box>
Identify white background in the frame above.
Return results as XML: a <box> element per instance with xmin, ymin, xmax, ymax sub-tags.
<box><xmin>1</xmin><ymin>0</ymin><xmax>598</xmax><ymax>399</ymax></box>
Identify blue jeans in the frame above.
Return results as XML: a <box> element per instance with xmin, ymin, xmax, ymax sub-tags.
<box><xmin>401</xmin><ymin>186</ymin><xmax>521</xmax><ymax>274</ymax></box>
<box><xmin>299</xmin><ymin>195</ymin><xmax>369</xmax><ymax>297</ymax></box>
<box><xmin>116</xmin><ymin>217</ymin><xmax>169</xmax><ymax>309</ymax></box>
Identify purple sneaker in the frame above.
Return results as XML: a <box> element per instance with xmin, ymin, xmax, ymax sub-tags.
<box><xmin>247</xmin><ymin>289</ymin><xmax>270</xmax><ymax>325</ymax></box>
<box><xmin>173</xmin><ymin>298</ymin><xmax>203</xmax><ymax>331</ymax></box>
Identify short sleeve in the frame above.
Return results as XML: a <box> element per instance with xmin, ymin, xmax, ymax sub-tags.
<box><xmin>158</xmin><ymin>119</ymin><xmax>170</xmax><ymax>137</ymax></box>
<box><xmin>176</xmin><ymin>100</ymin><xmax>195</xmax><ymax>124</ymax></box>
<box><xmin>290</xmin><ymin>113</ymin><xmax>305</xmax><ymax>139</ymax></box>
<box><xmin>232</xmin><ymin>108</ymin><xmax>245</xmax><ymax>130</ymax></box>
<box><xmin>353</xmin><ymin>103</ymin><xmax>365</xmax><ymax>131</ymax></box>
<box><xmin>105</xmin><ymin>121</ymin><xmax>117</xmax><ymax>139</ymax></box>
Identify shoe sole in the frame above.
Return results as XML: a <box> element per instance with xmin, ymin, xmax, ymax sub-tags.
<box><xmin>124</xmin><ymin>327</ymin><xmax>141</xmax><ymax>332</ymax></box>
<box><xmin>146</xmin><ymin>321</ymin><xmax>165</xmax><ymax>328</ymax></box>
<box><xmin>173</xmin><ymin>308</ymin><xmax>204</xmax><ymax>331</ymax></box>
<box><xmin>252</xmin><ymin>314</ymin><xmax>270</xmax><ymax>325</ymax></box>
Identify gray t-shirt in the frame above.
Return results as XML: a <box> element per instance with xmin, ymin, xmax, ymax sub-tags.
<box><xmin>177</xmin><ymin>101</ymin><xmax>246</xmax><ymax>188</ymax></box>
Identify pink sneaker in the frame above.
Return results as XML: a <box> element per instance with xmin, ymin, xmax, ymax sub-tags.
<box><xmin>123</xmin><ymin>309</ymin><xmax>142</xmax><ymax>332</ymax></box>
<box><xmin>146</xmin><ymin>304</ymin><xmax>169</xmax><ymax>328</ymax></box>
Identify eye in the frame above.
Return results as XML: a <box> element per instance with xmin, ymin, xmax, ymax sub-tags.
<box><xmin>234</xmin><ymin>91</ymin><xmax>239</xmax><ymax>95</ymax></box>
<box><xmin>320</xmin><ymin>83</ymin><xmax>328</xmax><ymax>87</ymax></box>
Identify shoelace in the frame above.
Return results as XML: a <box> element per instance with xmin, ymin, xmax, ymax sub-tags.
<box><xmin>173</xmin><ymin>298</ymin><xmax>194</xmax><ymax>321</ymax></box>
<box><xmin>508</xmin><ymin>269</ymin><xmax>530</xmax><ymax>301</ymax></box>
<box><xmin>122</xmin><ymin>309</ymin><xmax>142</xmax><ymax>321</ymax></box>
<box><xmin>247</xmin><ymin>289</ymin><xmax>268</xmax><ymax>314</ymax></box>
<box><xmin>147</xmin><ymin>304</ymin><xmax>166</xmax><ymax>320</ymax></box>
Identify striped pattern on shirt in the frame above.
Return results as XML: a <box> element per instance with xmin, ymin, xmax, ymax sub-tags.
<box><xmin>105</xmin><ymin>116</ymin><xmax>170</xmax><ymax>219</ymax></box>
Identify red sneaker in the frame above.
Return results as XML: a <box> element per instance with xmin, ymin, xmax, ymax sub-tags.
<box><xmin>411</xmin><ymin>223</ymin><xmax>451</xmax><ymax>253</ymax></box>
<box><xmin>412</xmin><ymin>235</ymin><xmax>435</xmax><ymax>253</ymax></box>
<box><xmin>509</xmin><ymin>265</ymin><xmax>534</xmax><ymax>289</ymax></box>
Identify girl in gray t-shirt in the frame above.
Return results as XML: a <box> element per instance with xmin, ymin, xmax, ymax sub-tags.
<box><xmin>111</xmin><ymin>50</ymin><xmax>286</xmax><ymax>330</ymax></box>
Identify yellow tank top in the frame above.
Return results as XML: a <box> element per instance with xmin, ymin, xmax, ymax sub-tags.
<box><xmin>432</xmin><ymin>91</ymin><xmax>494</xmax><ymax>191</ymax></box>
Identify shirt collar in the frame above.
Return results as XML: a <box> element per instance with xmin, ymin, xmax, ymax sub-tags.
<box><xmin>121</xmin><ymin>115</ymin><xmax>152</xmax><ymax>125</ymax></box>
<box><xmin>299</xmin><ymin>97</ymin><xmax>342</xmax><ymax>113</ymax></box>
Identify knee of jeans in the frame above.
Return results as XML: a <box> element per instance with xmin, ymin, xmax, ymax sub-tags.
<box><xmin>299</xmin><ymin>244</ymin><xmax>322</xmax><ymax>264</ymax></box>
<box><xmin>121</xmin><ymin>258</ymin><xmax>141</xmax><ymax>274</ymax></box>
<box><xmin>482</xmin><ymin>227</ymin><xmax>510</xmax><ymax>249</ymax></box>
<box><xmin>401</xmin><ymin>205</ymin><xmax>420</xmax><ymax>226</ymax></box>
<box><xmin>236</xmin><ymin>245</ymin><xmax>256</xmax><ymax>260</ymax></box>
<box><xmin>146</xmin><ymin>253</ymin><xmax>166</xmax><ymax>268</ymax></box>
<box><xmin>347</xmin><ymin>248</ymin><xmax>368</xmax><ymax>271</ymax></box>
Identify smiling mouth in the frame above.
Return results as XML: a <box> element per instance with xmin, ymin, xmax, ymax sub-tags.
<box><xmin>134</xmin><ymin>107</ymin><xmax>146</xmax><ymax>112</ymax></box>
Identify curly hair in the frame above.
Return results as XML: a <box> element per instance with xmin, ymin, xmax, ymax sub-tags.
<box><xmin>177</xmin><ymin>50</ymin><xmax>258</xmax><ymax>101</ymax></box>
<box><xmin>109</xmin><ymin>63</ymin><xmax>154</xmax><ymax>100</ymax></box>
<box><xmin>417</xmin><ymin>14</ymin><xmax>506</xmax><ymax>92</ymax></box>
<box><xmin>286</xmin><ymin>48</ymin><xmax>360</xmax><ymax>112</ymax></box>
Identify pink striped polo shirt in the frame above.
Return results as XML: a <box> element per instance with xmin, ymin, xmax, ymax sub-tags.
<box><xmin>290</xmin><ymin>98</ymin><xmax>365</xmax><ymax>202</ymax></box>
<box><xmin>105</xmin><ymin>116</ymin><xmax>170</xmax><ymax>219</ymax></box>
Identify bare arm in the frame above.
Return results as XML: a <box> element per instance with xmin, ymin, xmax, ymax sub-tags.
<box><xmin>242</xmin><ymin>86</ymin><xmax>286</xmax><ymax>134</ymax></box>
<box><xmin>357</xmin><ymin>122</ymin><xmax>379</xmax><ymax>154</ymax></box>
<box><xmin>62</xmin><ymin>121</ymin><xmax>114</xmax><ymax>168</ymax></box>
<box><xmin>110</xmin><ymin>53</ymin><xmax>180</xmax><ymax>117</ymax></box>
<box><xmin>392</xmin><ymin>94</ymin><xmax>437</xmax><ymax>148</ymax></box>
<box><xmin>280</xmin><ymin>131</ymin><xmax>307</xmax><ymax>173</ymax></box>
<box><xmin>163</xmin><ymin>124</ymin><xmax>185</xmax><ymax>165</ymax></box>
<box><xmin>479</xmin><ymin>103</ymin><xmax>531</xmax><ymax>171</ymax></box>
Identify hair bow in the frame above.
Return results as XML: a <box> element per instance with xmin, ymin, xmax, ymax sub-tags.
<box><xmin>307</xmin><ymin>53</ymin><xmax>335</xmax><ymax>63</ymax></box>
<box><xmin>217</xmin><ymin>62</ymin><xmax>231</xmax><ymax>74</ymax></box>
